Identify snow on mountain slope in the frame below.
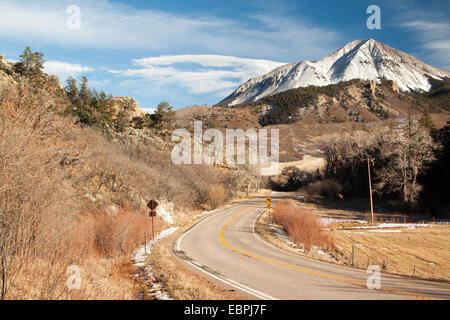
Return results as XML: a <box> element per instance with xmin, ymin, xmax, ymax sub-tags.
<box><xmin>219</xmin><ymin>39</ymin><xmax>450</xmax><ymax>106</ymax></box>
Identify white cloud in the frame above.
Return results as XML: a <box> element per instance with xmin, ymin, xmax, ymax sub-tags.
<box><xmin>0</xmin><ymin>0</ymin><xmax>340</xmax><ymax>61</ymax></box>
<box><xmin>399</xmin><ymin>18</ymin><xmax>450</xmax><ymax>69</ymax></box>
<box><xmin>111</xmin><ymin>54</ymin><xmax>286</xmax><ymax>96</ymax></box>
<box><xmin>141</xmin><ymin>108</ymin><xmax>156</xmax><ymax>114</ymax></box>
<box><xmin>44</xmin><ymin>61</ymin><xmax>94</xmax><ymax>81</ymax></box>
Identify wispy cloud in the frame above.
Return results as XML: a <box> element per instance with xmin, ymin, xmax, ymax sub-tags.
<box><xmin>400</xmin><ymin>21</ymin><xmax>450</xmax><ymax>69</ymax></box>
<box><xmin>110</xmin><ymin>54</ymin><xmax>285</xmax><ymax>96</ymax></box>
<box><xmin>395</xmin><ymin>2</ymin><xmax>450</xmax><ymax>69</ymax></box>
<box><xmin>44</xmin><ymin>61</ymin><xmax>94</xmax><ymax>81</ymax></box>
<box><xmin>0</xmin><ymin>0</ymin><xmax>339</xmax><ymax>61</ymax></box>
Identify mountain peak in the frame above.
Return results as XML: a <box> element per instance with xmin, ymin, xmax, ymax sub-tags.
<box><xmin>218</xmin><ymin>39</ymin><xmax>450</xmax><ymax>106</ymax></box>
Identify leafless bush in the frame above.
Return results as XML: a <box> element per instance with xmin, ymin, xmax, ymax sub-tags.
<box><xmin>306</xmin><ymin>179</ymin><xmax>343</xmax><ymax>198</ymax></box>
<box><xmin>207</xmin><ymin>184</ymin><xmax>227</xmax><ymax>209</ymax></box>
<box><xmin>272</xmin><ymin>200</ymin><xmax>334</xmax><ymax>252</ymax></box>
<box><xmin>0</xmin><ymin>78</ymin><xmax>236</xmax><ymax>299</ymax></box>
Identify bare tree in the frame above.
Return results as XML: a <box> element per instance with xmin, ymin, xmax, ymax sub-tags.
<box><xmin>375</xmin><ymin>119</ymin><xmax>436</xmax><ymax>205</ymax></box>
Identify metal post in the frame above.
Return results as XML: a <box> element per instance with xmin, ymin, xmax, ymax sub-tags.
<box><xmin>367</xmin><ymin>157</ymin><xmax>374</xmax><ymax>223</ymax></box>
<box><xmin>152</xmin><ymin>215</ymin><xmax>155</xmax><ymax>241</ymax></box>
<box><xmin>352</xmin><ymin>244</ymin><xmax>355</xmax><ymax>266</ymax></box>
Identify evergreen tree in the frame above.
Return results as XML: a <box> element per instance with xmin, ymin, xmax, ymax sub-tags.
<box><xmin>17</xmin><ymin>46</ymin><xmax>45</xmax><ymax>85</ymax></box>
<box><xmin>152</xmin><ymin>101</ymin><xmax>176</xmax><ymax>129</ymax></box>
<box><xmin>65</xmin><ymin>77</ymin><xmax>79</xmax><ymax>101</ymax></box>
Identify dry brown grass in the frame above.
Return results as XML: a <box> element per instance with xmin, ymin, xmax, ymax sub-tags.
<box><xmin>207</xmin><ymin>184</ymin><xmax>227</xmax><ymax>210</ymax></box>
<box><xmin>0</xmin><ymin>80</ymin><xmax>177</xmax><ymax>299</ymax></box>
<box><xmin>1</xmin><ymin>76</ymin><xmax>252</xmax><ymax>299</ymax></box>
<box><xmin>3</xmin><ymin>204</ymin><xmax>156</xmax><ymax>300</ymax></box>
<box><xmin>272</xmin><ymin>200</ymin><xmax>334</xmax><ymax>252</ymax></box>
<box><xmin>332</xmin><ymin>225</ymin><xmax>450</xmax><ymax>281</ymax></box>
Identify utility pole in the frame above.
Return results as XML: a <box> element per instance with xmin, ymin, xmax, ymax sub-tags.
<box><xmin>367</xmin><ymin>157</ymin><xmax>374</xmax><ymax>223</ymax></box>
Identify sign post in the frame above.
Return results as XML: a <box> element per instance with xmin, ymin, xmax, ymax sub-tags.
<box><xmin>266</xmin><ymin>197</ymin><xmax>272</xmax><ymax>221</ymax></box>
<box><xmin>147</xmin><ymin>199</ymin><xmax>159</xmax><ymax>240</ymax></box>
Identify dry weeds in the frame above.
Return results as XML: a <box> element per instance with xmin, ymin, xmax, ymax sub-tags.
<box><xmin>272</xmin><ymin>200</ymin><xmax>334</xmax><ymax>252</ymax></box>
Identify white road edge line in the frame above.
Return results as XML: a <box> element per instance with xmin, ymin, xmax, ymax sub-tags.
<box><xmin>175</xmin><ymin>203</ymin><xmax>278</xmax><ymax>301</ymax></box>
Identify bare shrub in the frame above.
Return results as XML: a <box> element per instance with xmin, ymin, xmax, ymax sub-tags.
<box><xmin>306</xmin><ymin>179</ymin><xmax>343</xmax><ymax>198</ymax></box>
<box><xmin>207</xmin><ymin>184</ymin><xmax>227</xmax><ymax>209</ymax></box>
<box><xmin>87</xmin><ymin>208</ymin><xmax>152</xmax><ymax>257</ymax></box>
<box><xmin>272</xmin><ymin>200</ymin><xmax>334</xmax><ymax>252</ymax></box>
<box><xmin>0</xmin><ymin>77</ymin><xmax>234</xmax><ymax>299</ymax></box>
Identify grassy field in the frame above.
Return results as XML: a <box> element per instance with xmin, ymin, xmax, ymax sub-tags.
<box><xmin>332</xmin><ymin>224</ymin><xmax>450</xmax><ymax>281</ymax></box>
<box><xmin>256</xmin><ymin>197</ymin><xmax>450</xmax><ymax>282</ymax></box>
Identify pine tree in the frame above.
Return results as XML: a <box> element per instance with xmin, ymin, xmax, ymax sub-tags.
<box><xmin>152</xmin><ymin>101</ymin><xmax>176</xmax><ymax>129</ymax></box>
<box><xmin>65</xmin><ymin>77</ymin><xmax>79</xmax><ymax>101</ymax></box>
<box><xmin>18</xmin><ymin>46</ymin><xmax>44</xmax><ymax>78</ymax></box>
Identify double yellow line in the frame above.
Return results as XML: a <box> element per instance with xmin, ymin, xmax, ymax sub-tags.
<box><xmin>219</xmin><ymin>207</ymin><xmax>437</xmax><ymax>300</ymax></box>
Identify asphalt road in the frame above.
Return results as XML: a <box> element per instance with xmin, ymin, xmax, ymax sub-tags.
<box><xmin>174</xmin><ymin>192</ymin><xmax>450</xmax><ymax>300</ymax></box>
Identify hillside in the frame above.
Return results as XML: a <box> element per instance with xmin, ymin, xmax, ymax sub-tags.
<box><xmin>0</xmin><ymin>50</ymin><xmax>233</xmax><ymax>299</ymax></box>
<box><xmin>178</xmin><ymin>78</ymin><xmax>449</xmax><ymax>161</ymax></box>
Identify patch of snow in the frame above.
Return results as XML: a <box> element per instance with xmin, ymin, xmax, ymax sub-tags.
<box><xmin>197</xmin><ymin>208</ymin><xmax>219</xmax><ymax>218</ymax></box>
<box><xmin>132</xmin><ymin>227</ymin><xmax>179</xmax><ymax>300</ymax></box>
<box><xmin>343</xmin><ymin>231</ymin><xmax>366</xmax><ymax>234</ymax></box>
<box><xmin>349</xmin><ymin>223</ymin><xmax>434</xmax><ymax>230</ymax></box>
<box><xmin>369</xmin><ymin>229</ymin><xmax>402</xmax><ymax>233</ymax></box>
<box><xmin>320</xmin><ymin>217</ymin><xmax>368</xmax><ymax>226</ymax></box>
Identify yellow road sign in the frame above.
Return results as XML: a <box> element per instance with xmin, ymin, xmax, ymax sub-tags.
<box><xmin>265</xmin><ymin>197</ymin><xmax>272</xmax><ymax>204</ymax></box>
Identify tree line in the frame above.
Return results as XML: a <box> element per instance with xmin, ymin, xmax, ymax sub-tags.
<box><xmin>318</xmin><ymin>113</ymin><xmax>448</xmax><ymax>215</ymax></box>
<box><xmin>13</xmin><ymin>46</ymin><xmax>177</xmax><ymax>133</ymax></box>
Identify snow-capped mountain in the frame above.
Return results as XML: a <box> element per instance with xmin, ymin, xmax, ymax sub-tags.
<box><xmin>219</xmin><ymin>39</ymin><xmax>450</xmax><ymax>106</ymax></box>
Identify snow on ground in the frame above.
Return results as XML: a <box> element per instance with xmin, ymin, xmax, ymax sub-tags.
<box><xmin>268</xmin><ymin>223</ymin><xmax>303</xmax><ymax>252</ymax></box>
<box><xmin>349</xmin><ymin>223</ymin><xmax>434</xmax><ymax>230</ymax></box>
<box><xmin>320</xmin><ymin>217</ymin><xmax>368</xmax><ymax>226</ymax></box>
<box><xmin>335</xmin><ymin>221</ymin><xmax>443</xmax><ymax>234</ymax></box>
<box><xmin>132</xmin><ymin>227</ymin><xmax>179</xmax><ymax>300</ymax></box>
<box><xmin>368</xmin><ymin>229</ymin><xmax>403</xmax><ymax>233</ymax></box>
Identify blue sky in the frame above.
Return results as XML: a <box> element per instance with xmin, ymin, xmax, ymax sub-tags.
<box><xmin>1</xmin><ymin>0</ymin><xmax>449</xmax><ymax>112</ymax></box>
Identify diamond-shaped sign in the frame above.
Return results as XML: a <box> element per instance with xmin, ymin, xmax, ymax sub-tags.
<box><xmin>147</xmin><ymin>199</ymin><xmax>158</xmax><ymax>211</ymax></box>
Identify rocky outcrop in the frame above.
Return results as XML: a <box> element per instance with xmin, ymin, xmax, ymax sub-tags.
<box><xmin>0</xmin><ymin>55</ymin><xmax>16</xmax><ymax>91</ymax></box>
<box><xmin>111</xmin><ymin>127</ymin><xmax>174</xmax><ymax>151</ymax></box>
<box><xmin>370</xmin><ymin>81</ymin><xmax>377</xmax><ymax>97</ymax></box>
<box><xmin>392</xmin><ymin>81</ymin><xmax>400</xmax><ymax>93</ymax></box>
<box><xmin>110</xmin><ymin>96</ymin><xmax>146</xmax><ymax>121</ymax></box>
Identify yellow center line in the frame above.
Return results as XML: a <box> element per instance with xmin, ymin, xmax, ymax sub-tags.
<box><xmin>219</xmin><ymin>206</ymin><xmax>437</xmax><ymax>300</ymax></box>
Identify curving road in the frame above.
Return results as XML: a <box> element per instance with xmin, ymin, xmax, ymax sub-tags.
<box><xmin>173</xmin><ymin>192</ymin><xmax>450</xmax><ymax>300</ymax></box>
